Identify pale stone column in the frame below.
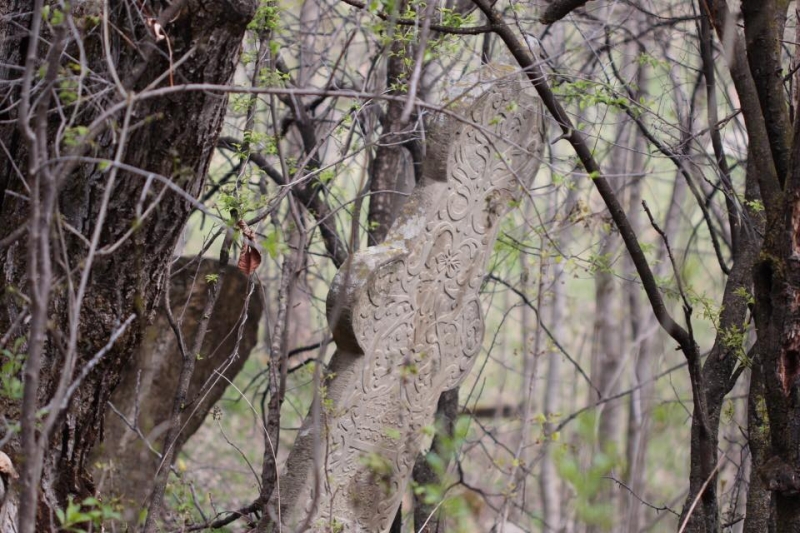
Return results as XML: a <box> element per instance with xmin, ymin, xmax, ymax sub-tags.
<box><xmin>271</xmin><ymin>84</ymin><xmax>545</xmax><ymax>532</ymax></box>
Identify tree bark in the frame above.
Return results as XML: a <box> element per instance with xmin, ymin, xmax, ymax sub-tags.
<box><xmin>541</xmin><ymin>259</ymin><xmax>564</xmax><ymax>532</ymax></box>
<box><xmin>368</xmin><ymin>0</ymin><xmax>420</xmax><ymax>245</ymax></box>
<box><xmin>623</xmin><ymin>141</ymin><xmax>653</xmax><ymax>533</ymax></box>
<box><xmin>92</xmin><ymin>257</ymin><xmax>261</xmax><ymax>527</ymax></box>
<box><xmin>0</xmin><ymin>2</ymin><xmax>254</xmax><ymax>529</ymax></box>
<box><xmin>743</xmin><ymin>362</ymin><xmax>773</xmax><ymax>533</ymax></box>
<box><xmin>751</xmin><ymin>73</ymin><xmax>800</xmax><ymax>533</ymax></box>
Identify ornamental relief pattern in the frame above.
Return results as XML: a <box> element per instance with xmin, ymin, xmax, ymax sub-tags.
<box><xmin>275</xmin><ymin>84</ymin><xmax>545</xmax><ymax>532</ymax></box>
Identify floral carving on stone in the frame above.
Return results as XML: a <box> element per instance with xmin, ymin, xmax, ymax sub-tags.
<box><xmin>272</xmin><ymin>83</ymin><xmax>546</xmax><ymax>532</ymax></box>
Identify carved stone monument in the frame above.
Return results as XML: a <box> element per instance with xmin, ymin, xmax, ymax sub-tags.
<box><xmin>272</xmin><ymin>84</ymin><xmax>545</xmax><ymax>531</ymax></box>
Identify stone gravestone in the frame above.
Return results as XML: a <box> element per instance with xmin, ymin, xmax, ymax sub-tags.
<box><xmin>272</xmin><ymin>84</ymin><xmax>545</xmax><ymax>531</ymax></box>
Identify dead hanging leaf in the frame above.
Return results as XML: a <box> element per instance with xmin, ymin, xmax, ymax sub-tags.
<box><xmin>145</xmin><ymin>17</ymin><xmax>174</xmax><ymax>86</ymax></box>
<box><xmin>237</xmin><ymin>220</ymin><xmax>262</xmax><ymax>275</ymax></box>
<box><xmin>238</xmin><ymin>247</ymin><xmax>262</xmax><ymax>276</ymax></box>
<box><xmin>145</xmin><ymin>17</ymin><xmax>166</xmax><ymax>41</ymax></box>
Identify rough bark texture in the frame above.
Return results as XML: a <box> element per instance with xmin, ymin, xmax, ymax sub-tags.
<box><xmin>0</xmin><ymin>1</ymin><xmax>254</xmax><ymax>528</ymax></box>
<box><xmin>751</xmin><ymin>90</ymin><xmax>800</xmax><ymax>533</ymax></box>
<box><xmin>744</xmin><ymin>363</ymin><xmax>773</xmax><ymax>533</ymax></box>
<box><xmin>741</xmin><ymin>0</ymin><xmax>791</xmax><ymax>185</ymax></box>
<box><xmin>540</xmin><ymin>0</ymin><xmax>593</xmax><ymax>24</ymax></box>
<box><xmin>91</xmin><ymin>257</ymin><xmax>261</xmax><ymax>526</ymax></box>
<box><xmin>673</xmin><ymin>7</ymin><xmax>773</xmax><ymax>532</ymax></box>
<box><xmin>753</xmin><ymin>197</ymin><xmax>800</xmax><ymax>533</ymax></box>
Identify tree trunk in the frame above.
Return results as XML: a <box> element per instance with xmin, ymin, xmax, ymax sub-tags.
<box><xmin>540</xmin><ymin>183</ymin><xmax>578</xmax><ymax>533</ymax></box>
<box><xmin>743</xmin><ymin>363</ymin><xmax>773</xmax><ymax>533</ymax></box>
<box><xmin>0</xmin><ymin>2</ymin><xmax>254</xmax><ymax>529</ymax></box>
<box><xmin>681</xmin><ymin>150</ymin><xmax>763</xmax><ymax>532</ymax></box>
<box><xmin>753</xmin><ymin>119</ymin><xmax>800</xmax><ymax>533</ymax></box>
<box><xmin>587</xmin><ymin>120</ymin><xmax>628</xmax><ymax>533</ymax></box>
<box><xmin>621</xmin><ymin>53</ymin><xmax>653</xmax><ymax>529</ymax></box>
<box><xmin>541</xmin><ymin>258</ymin><xmax>564</xmax><ymax>532</ymax></box>
<box><xmin>367</xmin><ymin>0</ymin><xmax>419</xmax><ymax>245</ymax></box>
<box><xmin>92</xmin><ymin>257</ymin><xmax>262</xmax><ymax>527</ymax></box>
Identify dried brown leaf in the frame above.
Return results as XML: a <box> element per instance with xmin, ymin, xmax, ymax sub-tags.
<box><xmin>238</xmin><ymin>247</ymin><xmax>262</xmax><ymax>275</ymax></box>
<box><xmin>236</xmin><ymin>219</ymin><xmax>261</xmax><ymax>275</ymax></box>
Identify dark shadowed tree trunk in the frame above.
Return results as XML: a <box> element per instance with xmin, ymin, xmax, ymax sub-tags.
<box><xmin>0</xmin><ymin>1</ymin><xmax>254</xmax><ymax>530</ymax></box>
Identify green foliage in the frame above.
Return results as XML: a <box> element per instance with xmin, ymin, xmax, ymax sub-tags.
<box><xmin>248</xmin><ymin>0</ymin><xmax>279</xmax><ymax>32</ymax></box>
<box><xmin>62</xmin><ymin>125</ymin><xmax>89</xmax><ymax>148</ymax></box>
<box><xmin>258</xmin><ymin>67</ymin><xmax>290</xmax><ymax>87</ymax></box>
<box><xmin>692</xmin><ymin>291</ymin><xmax>720</xmax><ymax>326</ymax></box>
<box><xmin>388</xmin><ymin>80</ymin><xmax>409</xmax><ymax>93</ymax></box>
<box><xmin>262</xmin><ymin>226</ymin><xmax>286</xmax><ymax>259</ymax></box>
<box><xmin>531</xmin><ymin>412</ymin><xmax>561</xmax><ymax>443</ymax></box>
<box><xmin>318</xmin><ymin>167</ymin><xmax>336</xmax><ymax>186</ymax></box>
<box><xmin>438</xmin><ymin>7</ymin><xmax>471</xmax><ymax>28</ymax></box>
<box><xmin>319</xmin><ymin>377</ymin><xmax>340</xmax><ymax>415</ymax></box>
<box><xmin>587</xmin><ymin>252</ymin><xmax>613</xmax><ymax>274</ymax></box>
<box><xmin>554</xmin><ymin>79</ymin><xmax>629</xmax><ymax>112</ymax></box>
<box><xmin>720</xmin><ymin>324</ymin><xmax>750</xmax><ymax>366</ymax></box>
<box><xmin>731</xmin><ymin>190</ymin><xmax>766</xmax><ymax>215</ymax></box>
<box><xmin>165</xmin><ymin>477</ymin><xmax>204</xmax><ymax>525</ymax></box>
<box><xmin>58</xmin><ymin>74</ymin><xmax>79</xmax><ymax>105</ymax></box>
<box><xmin>81</xmin><ymin>14</ymin><xmax>101</xmax><ymax>29</ymax></box>
<box><xmin>410</xmin><ymin>416</ymin><xmax>474</xmax><ymax>532</ymax></box>
<box><xmin>244</xmin><ymin>130</ymin><xmax>277</xmax><ymax>155</ymax></box>
<box><xmin>374</xmin><ymin>0</ymin><xmax>471</xmax><ymax>80</ymax></box>
<box><xmin>383</xmin><ymin>427</ymin><xmax>402</xmax><ymax>440</ymax></box>
<box><xmin>554</xmin><ymin>412</ymin><xmax>620</xmax><ymax>530</ymax></box>
<box><xmin>229</xmin><ymin>94</ymin><xmax>251</xmax><ymax>114</ymax></box>
<box><xmin>733</xmin><ymin>286</ymin><xmax>755</xmax><ymax>306</ymax></box>
<box><xmin>636</xmin><ymin>51</ymin><xmax>668</xmax><ymax>69</ymax></box>
<box><xmin>216</xmin><ymin>185</ymin><xmax>261</xmax><ymax>218</ymax></box>
<box><xmin>56</xmin><ymin>496</ymin><xmax>121</xmax><ymax>533</ymax></box>
<box><xmin>1</xmin><ymin>337</ymin><xmax>25</xmax><ymax>400</ymax></box>
<box><xmin>41</xmin><ymin>5</ymin><xmax>65</xmax><ymax>26</ymax></box>
<box><xmin>754</xmin><ymin>396</ymin><xmax>770</xmax><ymax>437</ymax></box>
<box><xmin>745</xmin><ymin>198</ymin><xmax>765</xmax><ymax>213</ymax></box>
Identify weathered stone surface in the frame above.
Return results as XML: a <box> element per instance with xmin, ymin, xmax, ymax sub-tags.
<box><xmin>272</xmin><ymin>84</ymin><xmax>545</xmax><ymax>532</ymax></box>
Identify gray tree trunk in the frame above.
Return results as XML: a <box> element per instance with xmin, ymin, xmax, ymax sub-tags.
<box><xmin>586</xmin><ymin>122</ymin><xmax>629</xmax><ymax>533</ymax></box>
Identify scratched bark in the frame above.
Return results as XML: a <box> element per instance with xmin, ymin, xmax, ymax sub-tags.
<box><xmin>269</xmin><ymin>85</ymin><xmax>545</xmax><ymax>532</ymax></box>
